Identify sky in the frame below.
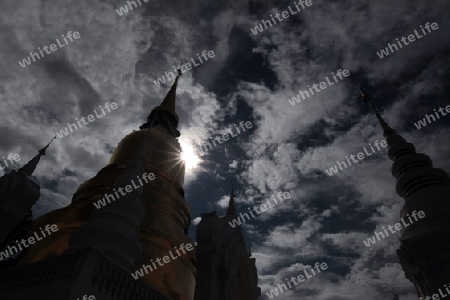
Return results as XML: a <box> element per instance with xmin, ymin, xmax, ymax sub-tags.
<box><xmin>1</xmin><ymin>0</ymin><xmax>450</xmax><ymax>299</ymax></box>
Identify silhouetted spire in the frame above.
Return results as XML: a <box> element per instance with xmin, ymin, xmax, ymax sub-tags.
<box><xmin>18</xmin><ymin>136</ymin><xmax>56</xmax><ymax>177</ymax></box>
<box><xmin>360</xmin><ymin>86</ymin><xmax>450</xmax><ymax>296</ymax></box>
<box><xmin>360</xmin><ymin>87</ymin><xmax>396</xmax><ymax>137</ymax></box>
<box><xmin>361</xmin><ymin>87</ymin><xmax>416</xmax><ymax>161</ymax></box>
<box><xmin>140</xmin><ymin>68</ymin><xmax>182</xmax><ymax>137</ymax></box>
<box><xmin>226</xmin><ymin>186</ymin><xmax>237</xmax><ymax>216</ymax></box>
<box><xmin>152</xmin><ymin>68</ymin><xmax>182</xmax><ymax>122</ymax></box>
<box><xmin>361</xmin><ymin>85</ymin><xmax>450</xmax><ymax>194</ymax></box>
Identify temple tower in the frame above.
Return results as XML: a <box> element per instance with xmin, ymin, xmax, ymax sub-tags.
<box><xmin>361</xmin><ymin>88</ymin><xmax>450</xmax><ymax>297</ymax></box>
<box><xmin>0</xmin><ymin>137</ymin><xmax>54</xmax><ymax>247</ymax></box>
<box><xmin>195</xmin><ymin>188</ymin><xmax>261</xmax><ymax>300</ymax></box>
<box><xmin>0</xmin><ymin>70</ymin><xmax>196</xmax><ymax>300</ymax></box>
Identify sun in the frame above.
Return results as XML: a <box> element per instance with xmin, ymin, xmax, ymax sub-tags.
<box><xmin>179</xmin><ymin>139</ymin><xmax>201</xmax><ymax>171</ymax></box>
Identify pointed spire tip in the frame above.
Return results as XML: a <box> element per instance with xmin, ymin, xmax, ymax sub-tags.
<box><xmin>359</xmin><ymin>85</ymin><xmax>395</xmax><ymax>136</ymax></box>
<box><xmin>39</xmin><ymin>135</ymin><xmax>57</xmax><ymax>156</ymax></box>
<box><xmin>360</xmin><ymin>86</ymin><xmax>372</xmax><ymax>102</ymax></box>
<box><xmin>227</xmin><ymin>186</ymin><xmax>237</xmax><ymax>216</ymax></box>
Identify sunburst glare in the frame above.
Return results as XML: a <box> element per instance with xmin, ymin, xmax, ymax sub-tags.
<box><xmin>179</xmin><ymin>139</ymin><xmax>201</xmax><ymax>171</ymax></box>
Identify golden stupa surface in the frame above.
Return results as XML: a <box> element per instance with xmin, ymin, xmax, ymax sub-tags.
<box><xmin>18</xmin><ymin>71</ymin><xmax>196</xmax><ymax>299</ymax></box>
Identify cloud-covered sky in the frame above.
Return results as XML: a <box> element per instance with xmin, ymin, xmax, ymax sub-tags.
<box><xmin>1</xmin><ymin>0</ymin><xmax>450</xmax><ymax>299</ymax></box>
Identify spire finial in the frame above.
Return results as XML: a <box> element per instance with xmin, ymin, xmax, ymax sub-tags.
<box><xmin>19</xmin><ymin>136</ymin><xmax>56</xmax><ymax>177</ymax></box>
<box><xmin>39</xmin><ymin>135</ymin><xmax>57</xmax><ymax>156</ymax></box>
<box><xmin>149</xmin><ymin>64</ymin><xmax>183</xmax><ymax>123</ymax></box>
<box><xmin>360</xmin><ymin>86</ymin><xmax>396</xmax><ymax>137</ymax></box>
<box><xmin>226</xmin><ymin>186</ymin><xmax>237</xmax><ymax>216</ymax></box>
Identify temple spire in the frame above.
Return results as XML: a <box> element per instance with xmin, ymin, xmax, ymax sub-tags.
<box><xmin>226</xmin><ymin>186</ymin><xmax>237</xmax><ymax>216</ymax></box>
<box><xmin>360</xmin><ymin>86</ymin><xmax>416</xmax><ymax>161</ymax></box>
<box><xmin>18</xmin><ymin>135</ymin><xmax>56</xmax><ymax>177</ymax></box>
<box><xmin>152</xmin><ymin>68</ymin><xmax>182</xmax><ymax>122</ymax></box>
<box><xmin>360</xmin><ymin>87</ymin><xmax>396</xmax><ymax>137</ymax></box>
<box><xmin>140</xmin><ymin>67</ymin><xmax>183</xmax><ymax>137</ymax></box>
<box><xmin>360</xmin><ymin>85</ymin><xmax>450</xmax><ymax>296</ymax></box>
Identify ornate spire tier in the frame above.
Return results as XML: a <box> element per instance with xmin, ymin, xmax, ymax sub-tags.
<box><xmin>362</xmin><ymin>87</ymin><xmax>450</xmax><ymax>297</ymax></box>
